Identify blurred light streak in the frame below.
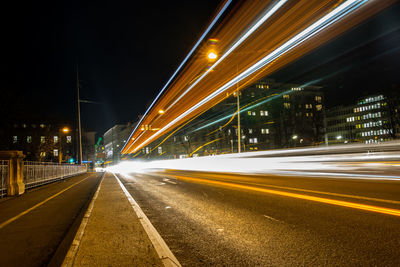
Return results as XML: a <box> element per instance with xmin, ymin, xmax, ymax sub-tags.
<box><xmin>193</xmin><ymin>92</ymin><xmax>282</xmax><ymax>133</ymax></box>
<box><xmin>112</xmin><ymin>141</ymin><xmax>400</xmax><ymax>179</ymax></box>
<box><xmin>163</xmin><ymin>175</ymin><xmax>400</xmax><ymax>217</ymax></box>
<box><xmin>123</xmin><ymin>0</ymin><xmax>394</xmax><ymax>155</ymax></box>
<box><xmin>121</xmin><ymin>0</ymin><xmax>233</xmax><ymax>153</ymax></box>
<box><xmin>164</xmin><ymin>0</ymin><xmax>288</xmax><ymax>113</ymax></box>
<box><xmin>189</xmin><ymin>138</ymin><xmax>223</xmax><ymax>157</ymax></box>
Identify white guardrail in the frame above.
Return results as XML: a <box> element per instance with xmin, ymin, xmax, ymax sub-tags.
<box><xmin>23</xmin><ymin>161</ymin><xmax>87</xmax><ymax>189</ymax></box>
<box><xmin>0</xmin><ymin>160</ymin><xmax>9</xmax><ymax>198</ymax></box>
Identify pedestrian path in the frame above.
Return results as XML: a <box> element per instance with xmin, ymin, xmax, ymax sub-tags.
<box><xmin>62</xmin><ymin>172</ymin><xmax>173</xmax><ymax>266</ymax></box>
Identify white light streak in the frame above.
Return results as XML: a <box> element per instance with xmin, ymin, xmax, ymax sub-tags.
<box><xmin>130</xmin><ymin>0</ymin><xmax>369</xmax><ymax>153</ymax></box>
<box><xmin>164</xmin><ymin>0</ymin><xmax>288</xmax><ymax>112</ymax></box>
<box><xmin>121</xmin><ymin>0</ymin><xmax>233</xmax><ymax>153</ymax></box>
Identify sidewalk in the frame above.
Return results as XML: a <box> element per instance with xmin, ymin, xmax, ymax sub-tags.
<box><xmin>63</xmin><ymin>172</ymin><xmax>164</xmax><ymax>266</ymax></box>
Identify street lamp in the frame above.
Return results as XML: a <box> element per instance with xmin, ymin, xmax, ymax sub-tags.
<box><xmin>59</xmin><ymin>127</ymin><xmax>70</xmax><ymax>164</ymax></box>
<box><xmin>206</xmin><ymin>50</ymin><xmax>243</xmax><ymax>153</ymax></box>
<box><xmin>207</xmin><ymin>51</ymin><xmax>218</xmax><ymax>60</ymax></box>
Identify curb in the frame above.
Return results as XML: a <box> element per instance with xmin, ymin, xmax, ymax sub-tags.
<box><xmin>61</xmin><ymin>172</ymin><xmax>105</xmax><ymax>267</ymax></box>
<box><xmin>114</xmin><ymin>173</ymin><xmax>181</xmax><ymax>267</ymax></box>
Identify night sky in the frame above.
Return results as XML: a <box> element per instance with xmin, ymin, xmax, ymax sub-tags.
<box><xmin>2</xmin><ymin>1</ymin><xmax>400</xmax><ymax>136</ymax></box>
<box><xmin>2</xmin><ymin>0</ymin><xmax>220</xmax><ymax>135</ymax></box>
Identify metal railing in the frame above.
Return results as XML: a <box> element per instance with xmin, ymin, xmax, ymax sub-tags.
<box><xmin>23</xmin><ymin>161</ymin><xmax>87</xmax><ymax>189</ymax></box>
<box><xmin>0</xmin><ymin>160</ymin><xmax>9</xmax><ymax>198</ymax></box>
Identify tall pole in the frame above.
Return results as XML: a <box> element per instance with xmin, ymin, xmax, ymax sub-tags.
<box><xmin>236</xmin><ymin>64</ymin><xmax>241</xmax><ymax>153</ymax></box>
<box><xmin>237</xmin><ymin>91</ymin><xmax>241</xmax><ymax>153</ymax></box>
<box><xmin>77</xmin><ymin>65</ymin><xmax>83</xmax><ymax>164</ymax></box>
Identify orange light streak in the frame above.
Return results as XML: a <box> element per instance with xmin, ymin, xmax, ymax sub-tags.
<box><xmin>122</xmin><ymin>0</ymin><xmax>395</xmax><ymax>155</ymax></box>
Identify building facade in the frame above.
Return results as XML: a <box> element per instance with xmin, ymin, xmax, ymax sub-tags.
<box><xmin>103</xmin><ymin>122</ymin><xmax>136</xmax><ymax>165</ymax></box>
<box><xmin>1</xmin><ymin>121</ymin><xmax>75</xmax><ymax>162</ymax></box>
<box><xmin>326</xmin><ymin>94</ymin><xmax>399</xmax><ymax>144</ymax></box>
<box><xmin>139</xmin><ymin>78</ymin><xmax>326</xmax><ymax>159</ymax></box>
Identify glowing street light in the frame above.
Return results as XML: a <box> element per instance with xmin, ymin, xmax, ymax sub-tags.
<box><xmin>158</xmin><ymin>109</ymin><xmax>165</xmax><ymax>114</ymax></box>
<box><xmin>207</xmin><ymin>51</ymin><xmax>218</xmax><ymax>60</ymax></box>
<box><xmin>59</xmin><ymin>127</ymin><xmax>70</xmax><ymax>164</ymax></box>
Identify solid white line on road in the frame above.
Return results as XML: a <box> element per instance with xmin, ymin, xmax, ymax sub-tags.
<box><xmin>114</xmin><ymin>173</ymin><xmax>181</xmax><ymax>267</ymax></box>
<box><xmin>62</xmin><ymin>172</ymin><xmax>105</xmax><ymax>267</ymax></box>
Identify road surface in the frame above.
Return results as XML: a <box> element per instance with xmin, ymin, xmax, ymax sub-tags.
<box><xmin>118</xmin><ymin>170</ymin><xmax>400</xmax><ymax>266</ymax></box>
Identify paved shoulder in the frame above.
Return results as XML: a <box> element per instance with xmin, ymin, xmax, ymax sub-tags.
<box><xmin>69</xmin><ymin>172</ymin><xmax>163</xmax><ymax>266</ymax></box>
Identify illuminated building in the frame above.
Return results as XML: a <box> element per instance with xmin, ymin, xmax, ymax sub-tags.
<box><xmin>326</xmin><ymin>94</ymin><xmax>400</xmax><ymax>144</ymax></box>
<box><xmin>103</xmin><ymin>122</ymin><xmax>137</xmax><ymax>164</ymax></box>
<box><xmin>0</xmin><ymin>121</ymin><xmax>75</xmax><ymax>162</ymax></box>
<box><xmin>139</xmin><ymin>79</ymin><xmax>325</xmax><ymax>159</ymax></box>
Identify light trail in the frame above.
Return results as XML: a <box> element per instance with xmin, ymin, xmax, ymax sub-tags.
<box><xmin>191</xmin><ymin>92</ymin><xmax>282</xmax><ymax>133</ymax></box>
<box><xmin>121</xmin><ymin>0</ymin><xmax>233</xmax><ymax>153</ymax></box>
<box><xmin>124</xmin><ymin>0</ymin><xmax>287</xmax><ymax>154</ymax></box>
<box><xmin>164</xmin><ymin>0</ymin><xmax>288</xmax><ymax>113</ymax></box>
<box><xmin>165</xmin><ymin>174</ymin><xmax>400</xmax><ymax>217</ymax></box>
<box><xmin>111</xmin><ymin>141</ymin><xmax>400</xmax><ymax>181</ymax></box>
<box><xmin>129</xmin><ymin>0</ymin><xmax>370</xmax><ymax>153</ymax></box>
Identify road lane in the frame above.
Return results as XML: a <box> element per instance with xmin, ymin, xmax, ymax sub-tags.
<box><xmin>119</xmin><ymin>171</ymin><xmax>400</xmax><ymax>266</ymax></box>
<box><xmin>0</xmin><ymin>173</ymin><xmax>102</xmax><ymax>267</ymax></box>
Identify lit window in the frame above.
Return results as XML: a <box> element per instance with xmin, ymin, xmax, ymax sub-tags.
<box><xmin>260</xmin><ymin>111</ymin><xmax>264</xmax><ymax>116</ymax></box>
<box><xmin>315</xmin><ymin>96</ymin><xmax>322</xmax><ymax>102</ymax></box>
<box><xmin>253</xmin><ymin>138</ymin><xmax>258</xmax><ymax>144</ymax></box>
<box><xmin>54</xmin><ymin>136</ymin><xmax>58</xmax><ymax>143</ymax></box>
<box><xmin>13</xmin><ymin>136</ymin><xmax>18</xmax><ymax>143</ymax></box>
<box><xmin>40</xmin><ymin>152</ymin><xmax>46</xmax><ymax>157</ymax></box>
<box><xmin>305</xmin><ymin>104</ymin><xmax>312</xmax><ymax>109</ymax></box>
<box><xmin>54</xmin><ymin>149</ymin><xmax>59</xmax><ymax>156</ymax></box>
<box><xmin>284</xmin><ymin>103</ymin><xmax>290</xmax><ymax>109</ymax></box>
<box><xmin>40</xmin><ymin>124</ymin><xmax>45</xmax><ymax>128</ymax></box>
<box><xmin>316</xmin><ymin>105</ymin><xmax>322</xmax><ymax>111</ymax></box>
<box><xmin>27</xmin><ymin>136</ymin><xmax>32</xmax><ymax>143</ymax></box>
<box><xmin>283</xmin><ymin>94</ymin><xmax>290</xmax><ymax>100</ymax></box>
<box><xmin>252</xmin><ymin>111</ymin><xmax>256</xmax><ymax>116</ymax></box>
<box><xmin>41</xmin><ymin>136</ymin><xmax>45</xmax><ymax>143</ymax></box>
<box><xmin>249</xmin><ymin>129</ymin><xmax>253</xmax><ymax>134</ymax></box>
<box><xmin>66</xmin><ymin>136</ymin><xmax>72</xmax><ymax>143</ymax></box>
<box><xmin>261</xmin><ymin>129</ymin><xmax>269</xmax><ymax>134</ymax></box>
<box><xmin>184</xmin><ymin>136</ymin><xmax>188</xmax><ymax>141</ymax></box>
<box><xmin>249</xmin><ymin>138</ymin><xmax>253</xmax><ymax>144</ymax></box>
<box><xmin>248</xmin><ymin>111</ymin><xmax>252</xmax><ymax>115</ymax></box>
<box><xmin>145</xmin><ymin>147</ymin><xmax>150</xmax><ymax>154</ymax></box>
<box><xmin>158</xmin><ymin>147</ymin><xmax>163</xmax><ymax>154</ymax></box>
<box><xmin>22</xmin><ymin>124</ymin><xmax>27</xmax><ymax>128</ymax></box>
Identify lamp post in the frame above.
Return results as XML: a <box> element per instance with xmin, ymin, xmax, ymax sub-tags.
<box><xmin>59</xmin><ymin>127</ymin><xmax>70</xmax><ymax>164</ymax></box>
<box><xmin>77</xmin><ymin>67</ymin><xmax>83</xmax><ymax>165</ymax></box>
<box><xmin>207</xmin><ymin>50</ymin><xmax>242</xmax><ymax>153</ymax></box>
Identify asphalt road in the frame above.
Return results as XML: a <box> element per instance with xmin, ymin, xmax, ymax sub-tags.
<box><xmin>118</xmin><ymin>170</ymin><xmax>400</xmax><ymax>266</ymax></box>
<box><xmin>0</xmin><ymin>172</ymin><xmax>102</xmax><ymax>267</ymax></box>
